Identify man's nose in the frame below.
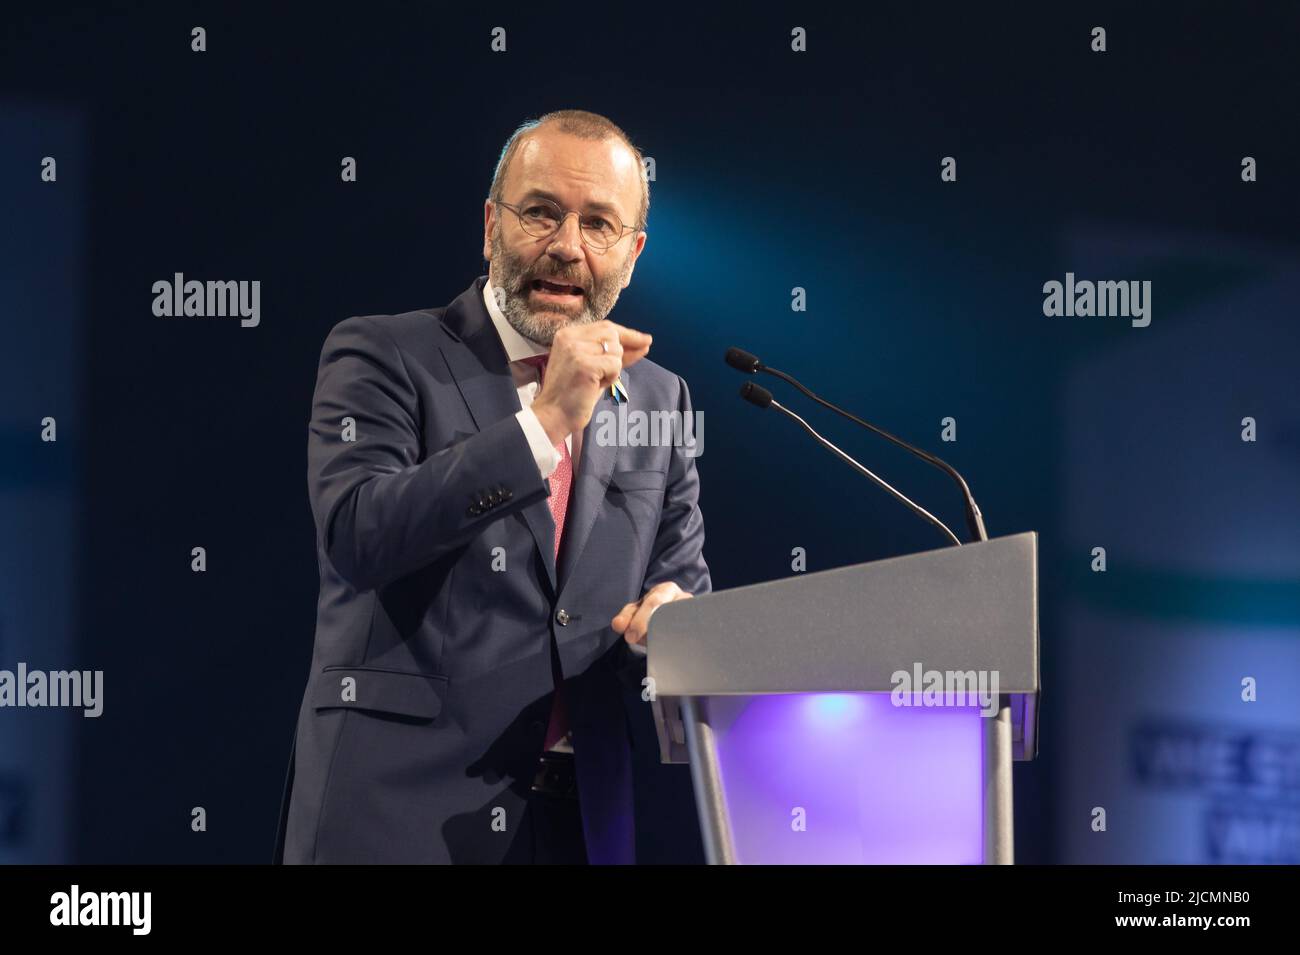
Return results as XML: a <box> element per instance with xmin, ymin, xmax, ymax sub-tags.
<box><xmin>544</xmin><ymin>212</ymin><xmax>584</xmax><ymax>261</ymax></box>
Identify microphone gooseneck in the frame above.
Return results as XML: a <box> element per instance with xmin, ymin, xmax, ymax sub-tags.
<box><xmin>727</xmin><ymin>346</ymin><xmax>988</xmax><ymax>542</ymax></box>
<box><xmin>738</xmin><ymin>382</ymin><xmax>962</xmax><ymax>547</ymax></box>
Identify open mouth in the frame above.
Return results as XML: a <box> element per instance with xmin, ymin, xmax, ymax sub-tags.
<box><xmin>529</xmin><ymin>278</ymin><xmax>585</xmax><ymax>299</ymax></box>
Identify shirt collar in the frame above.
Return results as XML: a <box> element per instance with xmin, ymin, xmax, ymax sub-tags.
<box><xmin>483</xmin><ymin>277</ymin><xmax>548</xmax><ymax>364</ymax></box>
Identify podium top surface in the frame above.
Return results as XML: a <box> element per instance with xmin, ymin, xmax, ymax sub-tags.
<box><xmin>647</xmin><ymin>531</ymin><xmax>1039</xmax><ymax>697</ymax></box>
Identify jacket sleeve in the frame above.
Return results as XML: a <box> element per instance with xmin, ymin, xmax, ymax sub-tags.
<box><xmin>640</xmin><ymin>375</ymin><xmax>712</xmax><ymax>598</ymax></box>
<box><xmin>307</xmin><ymin>315</ymin><xmax>550</xmax><ymax>592</ymax></box>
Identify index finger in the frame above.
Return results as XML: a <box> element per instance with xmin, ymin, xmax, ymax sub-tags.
<box><xmin>600</xmin><ymin>321</ymin><xmax>652</xmax><ymax>351</ymax></box>
<box><xmin>604</xmin><ymin>324</ymin><xmax>652</xmax><ymax>367</ymax></box>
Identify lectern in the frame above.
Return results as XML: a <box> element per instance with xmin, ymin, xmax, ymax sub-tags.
<box><xmin>647</xmin><ymin>531</ymin><xmax>1040</xmax><ymax>864</ymax></box>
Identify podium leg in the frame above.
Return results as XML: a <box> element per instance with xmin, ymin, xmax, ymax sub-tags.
<box><xmin>982</xmin><ymin>697</ymin><xmax>1014</xmax><ymax>864</ymax></box>
<box><xmin>681</xmin><ymin>697</ymin><xmax>737</xmax><ymax>865</ymax></box>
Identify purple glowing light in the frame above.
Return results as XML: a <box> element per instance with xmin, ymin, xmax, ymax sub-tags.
<box><xmin>707</xmin><ymin>693</ymin><xmax>985</xmax><ymax>864</ymax></box>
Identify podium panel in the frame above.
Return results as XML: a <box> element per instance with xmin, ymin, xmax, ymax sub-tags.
<box><xmin>708</xmin><ymin>694</ymin><xmax>984</xmax><ymax>864</ymax></box>
<box><xmin>649</xmin><ymin>532</ymin><xmax>1040</xmax><ymax>864</ymax></box>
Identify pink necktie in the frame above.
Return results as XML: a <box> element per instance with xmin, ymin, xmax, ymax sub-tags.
<box><xmin>521</xmin><ymin>354</ymin><xmax>572</xmax><ymax>750</ymax></box>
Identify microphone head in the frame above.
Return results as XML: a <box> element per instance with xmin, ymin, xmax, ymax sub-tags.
<box><xmin>739</xmin><ymin>381</ymin><xmax>774</xmax><ymax>409</ymax></box>
<box><xmin>725</xmin><ymin>347</ymin><xmax>762</xmax><ymax>373</ymax></box>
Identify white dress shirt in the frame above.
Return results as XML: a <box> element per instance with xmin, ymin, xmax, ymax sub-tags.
<box><xmin>483</xmin><ymin>278</ymin><xmax>582</xmax><ymax>480</ymax></box>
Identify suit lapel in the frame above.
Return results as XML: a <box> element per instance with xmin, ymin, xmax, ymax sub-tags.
<box><xmin>438</xmin><ymin>276</ymin><xmax>558</xmax><ymax>593</ymax></box>
<box><xmin>557</xmin><ymin>366</ymin><xmax>626</xmax><ymax>593</ymax></box>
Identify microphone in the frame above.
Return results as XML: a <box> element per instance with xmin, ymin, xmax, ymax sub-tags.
<box><xmin>739</xmin><ymin>382</ymin><xmax>962</xmax><ymax>547</ymax></box>
<box><xmin>725</xmin><ymin>347</ymin><xmax>762</xmax><ymax>374</ymax></box>
<box><xmin>738</xmin><ymin>380</ymin><xmax>772</xmax><ymax>408</ymax></box>
<box><xmin>728</xmin><ymin>347</ymin><xmax>988</xmax><ymax>542</ymax></box>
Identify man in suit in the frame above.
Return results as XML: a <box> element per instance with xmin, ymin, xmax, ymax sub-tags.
<box><xmin>274</xmin><ymin>109</ymin><xmax>710</xmax><ymax>864</ymax></box>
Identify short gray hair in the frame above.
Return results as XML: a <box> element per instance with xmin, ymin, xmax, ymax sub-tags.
<box><xmin>489</xmin><ymin>109</ymin><xmax>649</xmax><ymax>232</ymax></box>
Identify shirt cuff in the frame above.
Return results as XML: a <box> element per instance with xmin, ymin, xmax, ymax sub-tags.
<box><xmin>516</xmin><ymin>408</ymin><xmax>561</xmax><ymax>480</ymax></box>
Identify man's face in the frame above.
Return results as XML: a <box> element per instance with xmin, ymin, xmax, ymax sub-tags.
<box><xmin>483</xmin><ymin>126</ymin><xmax>646</xmax><ymax>345</ymax></box>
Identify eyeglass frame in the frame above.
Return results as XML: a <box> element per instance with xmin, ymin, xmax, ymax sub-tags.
<box><xmin>494</xmin><ymin>195</ymin><xmax>642</xmax><ymax>252</ymax></box>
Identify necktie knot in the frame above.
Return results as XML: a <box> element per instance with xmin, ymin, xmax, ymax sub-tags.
<box><xmin>520</xmin><ymin>354</ymin><xmax>549</xmax><ymax>383</ymax></box>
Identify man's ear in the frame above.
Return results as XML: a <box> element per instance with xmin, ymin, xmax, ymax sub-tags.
<box><xmin>621</xmin><ymin>232</ymin><xmax>647</xmax><ymax>289</ymax></box>
<box><xmin>482</xmin><ymin>199</ymin><xmax>496</xmax><ymax>262</ymax></box>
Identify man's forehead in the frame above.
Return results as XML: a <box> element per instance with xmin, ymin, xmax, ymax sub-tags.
<box><xmin>511</xmin><ymin>129</ymin><xmax>640</xmax><ymax>215</ymax></box>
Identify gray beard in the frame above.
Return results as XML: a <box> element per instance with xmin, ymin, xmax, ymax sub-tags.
<box><xmin>488</xmin><ymin>225</ymin><xmax>632</xmax><ymax>346</ymax></box>
<box><xmin>499</xmin><ymin>287</ymin><xmax>597</xmax><ymax>346</ymax></box>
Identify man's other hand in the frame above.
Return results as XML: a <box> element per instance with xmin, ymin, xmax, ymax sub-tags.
<box><xmin>611</xmin><ymin>581</ymin><xmax>693</xmax><ymax>647</ymax></box>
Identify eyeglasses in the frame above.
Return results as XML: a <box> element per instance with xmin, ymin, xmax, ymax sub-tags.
<box><xmin>496</xmin><ymin>196</ymin><xmax>639</xmax><ymax>252</ymax></box>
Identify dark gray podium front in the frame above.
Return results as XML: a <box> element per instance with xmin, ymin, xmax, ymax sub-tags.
<box><xmin>646</xmin><ymin>531</ymin><xmax>1040</xmax><ymax>864</ymax></box>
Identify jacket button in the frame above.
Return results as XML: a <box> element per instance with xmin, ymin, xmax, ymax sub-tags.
<box><xmin>555</xmin><ymin>609</ymin><xmax>570</xmax><ymax>626</ymax></box>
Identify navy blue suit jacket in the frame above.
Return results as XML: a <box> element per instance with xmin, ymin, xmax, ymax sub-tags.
<box><xmin>274</xmin><ymin>275</ymin><xmax>711</xmax><ymax>863</ymax></box>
